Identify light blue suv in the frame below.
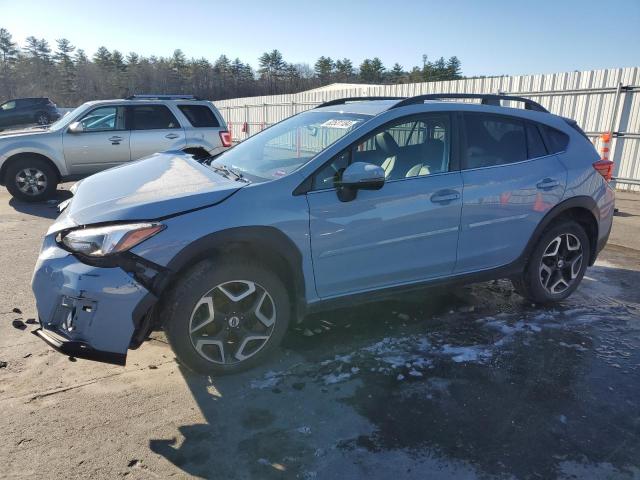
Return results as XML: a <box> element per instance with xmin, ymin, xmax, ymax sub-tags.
<box><xmin>31</xmin><ymin>94</ymin><xmax>615</xmax><ymax>374</ymax></box>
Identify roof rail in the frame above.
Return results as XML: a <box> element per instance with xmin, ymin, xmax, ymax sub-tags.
<box><xmin>390</xmin><ymin>93</ymin><xmax>548</xmax><ymax>112</ymax></box>
<box><xmin>125</xmin><ymin>94</ymin><xmax>203</xmax><ymax>101</ymax></box>
<box><xmin>316</xmin><ymin>96</ymin><xmax>405</xmax><ymax>109</ymax></box>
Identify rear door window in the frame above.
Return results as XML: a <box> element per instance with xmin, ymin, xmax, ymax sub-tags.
<box><xmin>178</xmin><ymin>105</ymin><xmax>220</xmax><ymax>127</ymax></box>
<box><xmin>463</xmin><ymin>114</ymin><xmax>527</xmax><ymax>169</ymax></box>
<box><xmin>130</xmin><ymin>105</ymin><xmax>180</xmax><ymax>130</ymax></box>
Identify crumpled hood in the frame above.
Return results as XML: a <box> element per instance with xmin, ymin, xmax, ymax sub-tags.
<box><xmin>51</xmin><ymin>152</ymin><xmax>244</xmax><ymax>231</ymax></box>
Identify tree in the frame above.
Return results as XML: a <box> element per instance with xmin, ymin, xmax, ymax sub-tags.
<box><xmin>74</xmin><ymin>49</ymin><xmax>88</xmax><ymax>64</ymax></box>
<box><xmin>391</xmin><ymin>63</ymin><xmax>404</xmax><ymax>83</ymax></box>
<box><xmin>446</xmin><ymin>56</ymin><xmax>462</xmax><ymax>80</ymax></box>
<box><xmin>93</xmin><ymin>46</ymin><xmax>112</xmax><ymax>68</ymax></box>
<box><xmin>359</xmin><ymin>57</ymin><xmax>385</xmax><ymax>83</ymax></box>
<box><xmin>54</xmin><ymin>38</ymin><xmax>76</xmax><ymax>103</ymax></box>
<box><xmin>431</xmin><ymin>56</ymin><xmax>447</xmax><ymax>81</ymax></box>
<box><xmin>36</xmin><ymin>39</ymin><xmax>52</xmax><ymax>63</ymax></box>
<box><xmin>334</xmin><ymin>58</ymin><xmax>354</xmax><ymax>82</ymax></box>
<box><xmin>0</xmin><ymin>27</ymin><xmax>465</xmax><ymax>105</ymax></box>
<box><xmin>24</xmin><ymin>36</ymin><xmax>39</xmax><ymax>58</ymax></box>
<box><xmin>314</xmin><ymin>56</ymin><xmax>334</xmax><ymax>83</ymax></box>
<box><xmin>258</xmin><ymin>49</ymin><xmax>286</xmax><ymax>93</ymax></box>
<box><xmin>408</xmin><ymin>66</ymin><xmax>423</xmax><ymax>83</ymax></box>
<box><xmin>126</xmin><ymin>52</ymin><xmax>139</xmax><ymax>66</ymax></box>
<box><xmin>0</xmin><ymin>28</ymin><xmax>17</xmax><ymax>98</ymax></box>
<box><xmin>112</xmin><ymin>50</ymin><xmax>126</xmax><ymax>72</ymax></box>
<box><xmin>0</xmin><ymin>28</ymin><xmax>17</xmax><ymax>63</ymax></box>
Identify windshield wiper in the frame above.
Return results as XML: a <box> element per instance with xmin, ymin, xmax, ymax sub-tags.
<box><xmin>208</xmin><ymin>163</ymin><xmax>249</xmax><ymax>183</ymax></box>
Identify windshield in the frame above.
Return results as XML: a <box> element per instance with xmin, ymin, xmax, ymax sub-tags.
<box><xmin>212</xmin><ymin>111</ymin><xmax>371</xmax><ymax>181</ymax></box>
<box><xmin>48</xmin><ymin>105</ymin><xmax>85</xmax><ymax>130</ymax></box>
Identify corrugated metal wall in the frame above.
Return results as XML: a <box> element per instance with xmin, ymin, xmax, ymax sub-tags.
<box><xmin>214</xmin><ymin>67</ymin><xmax>640</xmax><ymax>191</ymax></box>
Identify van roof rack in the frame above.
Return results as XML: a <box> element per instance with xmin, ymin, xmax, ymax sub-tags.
<box><xmin>389</xmin><ymin>93</ymin><xmax>548</xmax><ymax>112</ymax></box>
<box><xmin>125</xmin><ymin>94</ymin><xmax>202</xmax><ymax>101</ymax></box>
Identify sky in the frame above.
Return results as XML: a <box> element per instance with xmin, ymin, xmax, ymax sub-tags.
<box><xmin>1</xmin><ymin>0</ymin><xmax>639</xmax><ymax>77</ymax></box>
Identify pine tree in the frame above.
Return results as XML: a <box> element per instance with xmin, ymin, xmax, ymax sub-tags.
<box><xmin>24</xmin><ymin>36</ymin><xmax>40</xmax><ymax>58</ymax></box>
<box><xmin>54</xmin><ymin>38</ymin><xmax>76</xmax><ymax>103</ymax></box>
<box><xmin>74</xmin><ymin>49</ymin><xmax>88</xmax><ymax>64</ymax></box>
<box><xmin>126</xmin><ymin>52</ymin><xmax>139</xmax><ymax>65</ymax></box>
<box><xmin>446</xmin><ymin>56</ymin><xmax>462</xmax><ymax>79</ymax></box>
<box><xmin>334</xmin><ymin>58</ymin><xmax>354</xmax><ymax>82</ymax></box>
<box><xmin>0</xmin><ymin>28</ymin><xmax>17</xmax><ymax>63</ymax></box>
<box><xmin>391</xmin><ymin>63</ymin><xmax>404</xmax><ymax>83</ymax></box>
<box><xmin>111</xmin><ymin>50</ymin><xmax>126</xmax><ymax>72</ymax></box>
<box><xmin>314</xmin><ymin>56</ymin><xmax>334</xmax><ymax>83</ymax></box>
<box><xmin>258</xmin><ymin>49</ymin><xmax>286</xmax><ymax>93</ymax></box>
<box><xmin>0</xmin><ymin>28</ymin><xmax>17</xmax><ymax>99</ymax></box>
<box><xmin>360</xmin><ymin>58</ymin><xmax>385</xmax><ymax>83</ymax></box>
<box><xmin>93</xmin><ymin>46</ymin><xmax>112</xmax><ymax>68</ymax></box>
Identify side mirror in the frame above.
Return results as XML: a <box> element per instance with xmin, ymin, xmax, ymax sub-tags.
<box><xmin>68</xmin><ymin>121</ymin><xmax>84</xmax><ymax>134</ymax></box>
<box><xmin>337</xmin><ymin>161</ymin><xmax>385</xmax><ymax>202</ymax></box>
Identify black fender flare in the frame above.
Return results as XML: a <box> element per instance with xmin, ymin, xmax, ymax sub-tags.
<box><xmin>163</xmin><ymin>226</ymin><xmax>307</xmax><ymax>316</ymax></box>
<box><xmin>520</xmin><ymin>195</ymin><xmax>600</xmax><ymax>267</ymax></box>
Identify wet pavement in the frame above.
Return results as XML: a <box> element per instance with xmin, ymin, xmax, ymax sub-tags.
<box><xmin>148</xmin><ymin>252</ymin><xmax>640</xmax><ymax>479</ymax></box>
<box><xmin>1</xmin><ymin>188</ymin><xmax>639</xmax><ymax>479</ymax></box>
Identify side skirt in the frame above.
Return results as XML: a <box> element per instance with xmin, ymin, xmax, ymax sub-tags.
<box><xmin>305</xmin><ymin>260</ymin><xmax>524</xmax><ymax>314</ymax></box>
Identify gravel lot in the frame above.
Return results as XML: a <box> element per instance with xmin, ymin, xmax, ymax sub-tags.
<box><xmin>1</xmin><ymin>186</ymin><xmax>639</xmax><ymax>480</ymax></box>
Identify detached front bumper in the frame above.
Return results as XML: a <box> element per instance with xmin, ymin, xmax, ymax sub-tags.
<box><xmin>31</xmin><ymin>235</ymin><xmax>156</xmax><ymax>365</ymax></box>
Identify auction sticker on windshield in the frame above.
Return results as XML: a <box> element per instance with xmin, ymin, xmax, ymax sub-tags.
<box><xmin>320</xmin><ymin>119</ymin><xmax>360</xmax><ymax>129</ymax></box>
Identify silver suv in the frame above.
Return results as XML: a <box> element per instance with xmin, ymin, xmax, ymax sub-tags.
<box><xmin>0</xmin><ymin>95</ymin><xmax>231</xmax><ymax>201</ymax></box>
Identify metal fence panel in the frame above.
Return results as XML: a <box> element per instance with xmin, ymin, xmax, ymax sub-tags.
<box><xmin>214</xmin><ymin>67</ymin><xmax>640</xmax><ymax>191</ymax></box>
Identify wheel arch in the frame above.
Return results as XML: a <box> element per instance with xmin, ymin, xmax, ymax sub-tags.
<box><xmin>0</xmin><ymin>152</ymin><xmax>62</xmax><ymax>186</ymax></box>
<box><xmin>161</xmin><ymin>226</ymin><xmax>307</xmax><ymax>321</ymax></box>
<box><xmin>523</xmin><ymin>196</ymin><xmax>600</xmax><ymax>266</ymax></box>
<box><xmin>182</xmin><ymin>147</ymin><xmax>211</xmax><ymax>161</ymax></box>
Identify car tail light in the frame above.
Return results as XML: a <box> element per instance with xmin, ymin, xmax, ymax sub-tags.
<box><xmin>593</xmin><ymin>160</ymin><xmax>614</xmax><ymax>182</ymax></box>
<box><xmin>219</xmin><ymin>130</ymin><xmax>232</xmax><ymax>147</ymax></box>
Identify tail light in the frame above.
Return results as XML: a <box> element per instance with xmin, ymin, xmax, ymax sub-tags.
<box><xmin>219</xmin><ymin>130</ymin><xmax>232</xmax><ymax>147</ymax></box>
<box><xmin>593</xmin><ymin>160</ymin><xmax>614</xmax><ymax>182</ymax></box>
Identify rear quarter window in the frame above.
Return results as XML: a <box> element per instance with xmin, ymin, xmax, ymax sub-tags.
<box><xmin>178</xmin><ymin>105</ymin><xmax>220</xmax><ymax>128</ymax></box>
<box><xmin>540</xmin><ymin>125</ymin><xmax>569</xmax><ymax>153</ymax></box>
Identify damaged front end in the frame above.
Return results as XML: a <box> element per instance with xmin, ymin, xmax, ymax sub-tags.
<box><xmin>31</xmin><ymin>229</ymin><xmax>168</xmax><ymax>365</ymax></box>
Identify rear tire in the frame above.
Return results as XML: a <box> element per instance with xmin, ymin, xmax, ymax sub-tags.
<box><xmin>36</xmin><ymin>111</ymin><xmax>49</xmax><ymax>125</ymax></box>
<box><xmin>514</xmin><ymin>221</ymin><xmax>590</xmax><ymax>304</ymax></box>
<box><xmin>162</xmin><ymin>259</ymin><xmax>291</xmax><ymax>375</ymax></box>
<box><xmin>5</xmin><ymin>157</ymin><xmax>58</xmax><ymax>202</ymax></box>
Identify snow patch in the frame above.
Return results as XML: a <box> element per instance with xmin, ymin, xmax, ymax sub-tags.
<box><xmin>323</xmin><ymin>372</ymin><xmax>352</xmax><ymax>385</ymax></box>
<box><xmin>441</xmin><ymin>344</ymin><xmax>492</xmax><ymax>363</ymax></box>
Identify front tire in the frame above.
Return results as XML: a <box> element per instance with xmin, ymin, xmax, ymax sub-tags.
<box><xmin>514</xmin><ymin>221</ymin><xmax>590</xmax><ymax>304</ymax></box>
<box><xmin>5</xmin><ymin>157</ymin><xmax>58</xmax><ymax>202</ymax></box>
<box><xmin>163</xmin><ymin>260</ymin><xmax>291</xmax><ymax>375</ymax></box>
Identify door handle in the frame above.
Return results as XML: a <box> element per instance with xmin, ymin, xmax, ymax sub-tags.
<box><xmin>165</xmin><ymin>133</ymin><xmax>180</xmax><ymax>139</ymax></box>
<box><xmin>430</xmin><ymin>190</ymin><xmax>460</xmax><ymax>204</ymax></box>
<box><xmin>108</xmin><ymin>135</ymin><xmax>123</xmax><ymax>145</ymax></box>
<box><xmin>536</xmin><ymin>178</ymin><xmax>559</xmax><ymax>190</ymax></box>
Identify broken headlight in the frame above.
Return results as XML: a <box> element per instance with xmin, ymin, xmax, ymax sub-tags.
<box><xmin>60</xmin><ymin>223</ymin><xmax>164</xmax><ymax>257</ymax></box>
